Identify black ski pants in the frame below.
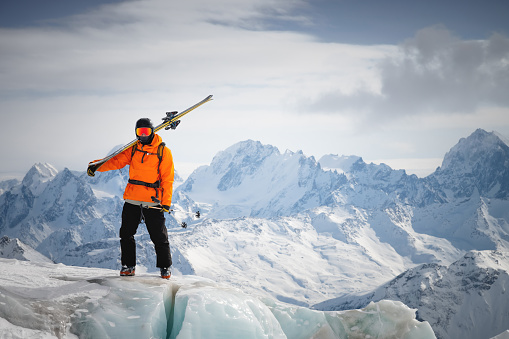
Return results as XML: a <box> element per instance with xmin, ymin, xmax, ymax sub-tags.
<box><xmin>120</xmin><ymin>202</ymin><xmax>172</xmax><ymax>268</ymax></box>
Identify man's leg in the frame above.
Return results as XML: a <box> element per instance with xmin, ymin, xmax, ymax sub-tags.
<box><xmin>119</xmin><ymin>203</ymin><xmax>141</xmax><ymax>267</ymax></box>
<box><xmin>144</xmin><ymin>208</ymin><xmax>172</xmax><ymax>268</ymax></box>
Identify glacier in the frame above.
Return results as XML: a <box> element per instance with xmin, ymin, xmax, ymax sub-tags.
<box><xmin>0</xmin><ymin>258</ymin><xmax>435</xmax><ymax>339</ymax></box>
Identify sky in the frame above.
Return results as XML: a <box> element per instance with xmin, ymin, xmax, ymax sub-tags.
<box><xmin>0</xmin><ymin>0</ymin><xmax>508</xmax><ymax>179</ymax></box>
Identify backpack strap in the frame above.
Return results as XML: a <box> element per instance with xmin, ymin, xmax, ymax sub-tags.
<box><xmin>154</xmin><ymin>142</ymin><xmax>166</xmax><ymax>203</ymax></box>
<box><xmin>156</xmin><ymin>142</ymin><xmax>165</xmax><ymax>174</ymax></box>
<box><xmin>131</xmin><ymin>144</ymin><xmax>136</xmax><ymax>159</ymax></box>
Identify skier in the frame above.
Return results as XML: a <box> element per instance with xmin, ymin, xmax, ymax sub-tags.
<box><xmin>88</xmin><ymin>118</ymin><xmax>173</xmax><ymax>279</ymax></box>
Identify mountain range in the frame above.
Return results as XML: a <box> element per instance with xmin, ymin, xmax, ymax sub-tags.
<box><xmin>1</xmin><ymin>128</ymin><xmax>509</xmax><ymax>338</ymax></box>
<box><xmin>315</xmin><ymin>250</ymin><xmax>509</xmax><ymax>339</ymax></box>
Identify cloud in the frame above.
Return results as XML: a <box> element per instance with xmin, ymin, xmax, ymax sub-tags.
<box><xmin>381</xmin><ymin>26</ymin><xmax>509</xmax><ymax>113</ymax></box>
<box><xmin>3</xmin><ymin>0</ymin><xmax>381</xmax><ymax>174</ymax></box>
<box><xmin>2</xmin><ymin>1</ymin><xmax>507</xmax><ymax>179</ymax></box>
<box><xmin>308</xmin><ymin>26</ymin><xmax>509</xmax><ymax>122</ymax></box>
<box><xmin>0</xmin><ymin>0</ymin><xmax>386</xmax><ymax>96</ymax></box>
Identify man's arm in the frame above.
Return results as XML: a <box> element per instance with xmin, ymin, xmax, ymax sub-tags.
<box><xmin>91</xmin><ymin>147</ymin><xmax>133</xmax><ymax>173</ymax></box>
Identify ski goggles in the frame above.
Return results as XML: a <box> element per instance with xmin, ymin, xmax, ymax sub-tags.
<box><xmin>136</xmin><ymin>127</ymin><xmax>152</xmax><ymax>137</ymax></box>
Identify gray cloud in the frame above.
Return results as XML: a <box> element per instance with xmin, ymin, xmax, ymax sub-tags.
<box><xmin>382</xmin><ymin>26</ymin><xmax>509</xmax><ymax>113</ymax></box>
<box><xmin>309</xmin><ymin>26</ymin><xmax>509</xmax><ymax>120</ymax></box>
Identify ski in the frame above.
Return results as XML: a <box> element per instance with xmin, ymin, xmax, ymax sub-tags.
<box><xmin>87</xmin><ymin>95</ymin><xmax>213</xmax><ymax>176</ymax></box>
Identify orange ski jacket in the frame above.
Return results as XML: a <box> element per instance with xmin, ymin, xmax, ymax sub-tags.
<box><xmin>96</xmin><ymin>134</ymin><xmax>174</xmax><ymax>206</ymax></box>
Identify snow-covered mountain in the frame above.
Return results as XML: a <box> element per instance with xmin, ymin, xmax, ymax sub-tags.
<box><xmin>0</xmin><ymin>164</ymin><xmax>122</xmax><ymax>264</ymax></box>
<box><xmin>0</xmin><ymin>235</ymin><xmax>53</xmax><ymax>263</ymax></box>
<box><xmin>179</xmin><ymin>140</ymin><xmax>346</xmax><ymax>218</ymax></box>
<box><xmin>1</xmin><ymin>128</ymin><xmax>509</xmax><ymax>338</ymax></box>
<box><xmin>434</xmin><ymin>128</ymin><xmax>509</xmax><ymax>199</ymax></box>
<box><xmin>411</xmin><ymin>129</ymin><xmax>509</xmax><ymax>252</ymax></box>
<box><xmin>315</xmin><ymin>250</ymin><xmax>509</xmax><ymax>339</ymax></box>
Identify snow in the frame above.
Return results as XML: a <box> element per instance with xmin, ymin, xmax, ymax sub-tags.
<box><xmin>318</xmin><ymin>154</ymin><xmax>361</xmax><ymax>175</ymax></box>
<box><xmin>170</xmin><ymin>212</ymin><xmax>411</xmax><ymax>305</ymax></box>
<box><xmin>492</xmin><ymin>331</ymin><xmax>509</xmax><ymax>339</ymax></box>
<box><xmin>0</xmin><ymin>258</ymin><xmax>436</xmax><ymax>339</ymax></box>
<box><xmin>0</xmin><ymin>178</ymin><xmax>19</xmax><ymax>196</ymax></box>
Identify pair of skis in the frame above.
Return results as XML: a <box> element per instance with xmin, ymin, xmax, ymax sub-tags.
<box><xmin>87</xmin><ymin>95</ymin><xmax>213</xmax><ymax>176</ymax></box>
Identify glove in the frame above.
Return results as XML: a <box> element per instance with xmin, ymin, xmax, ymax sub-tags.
<box><xmin>87</xmin><ymin>167</ymin><xmax>95</xmax><ymax>177</ymax></box>
<box><xmin>161</xmin><ymin>205</ymin><xmax>170</xmax><ymax>213</ymax></box>
<box><xmin>87</xmin><ymin>163</ymin><xmax>100</xmax><ymax>177</ymax></box>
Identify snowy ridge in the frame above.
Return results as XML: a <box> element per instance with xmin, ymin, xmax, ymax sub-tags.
<box><xmin>0</xmin><ymin>235</ymin><xmax>53</xmax><ymax>263</ymax></box>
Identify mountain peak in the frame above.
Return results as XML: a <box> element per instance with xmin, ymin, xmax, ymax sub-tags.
<box><xmin>440</xmin><ymin>129</ymin><xmax>507</xmax><ymax>171</ymax></box>
<box><xmin>434</xmin><ymin>129</ymin><xmax>509</xmax><ymax>198</ymax></box>
<box><xmin>0</xmin><ymin>236</ymin><xmax>53</xmax><ymax>263</ymax></box>
<box><xmin>21</xmin><ymin>163</ymin><xmax>58</xmax><ymax>195</ymax></box>
<box><xmin>219</xmin><ymin>139</ymin><xmax>279</xmax><ymax>159</ymax></box>
<box><xmin>209</xmin><ymin>139</ymin><xmax>280</xmax><ymax>178</ymax></box>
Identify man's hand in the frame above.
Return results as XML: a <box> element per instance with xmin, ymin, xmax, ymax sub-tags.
<box><xmin>87</xmin><ymin>163</ymin><xmax>100</xmax><ymax>177</ymax></box>
<box><xmin>161</xmin><ymin>205</ymin><xmax>170</xmax><ymax>213</ymax></box>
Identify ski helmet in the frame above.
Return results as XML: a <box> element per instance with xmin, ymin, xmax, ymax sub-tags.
<box><xmin>135</xmin><ymin>118</ymin><xmax>154</xmax><ymax>145</ymax></box>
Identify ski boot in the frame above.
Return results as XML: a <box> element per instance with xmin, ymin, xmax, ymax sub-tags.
<box><xmin>120</xmin><ymin>265</ymin><xmax>135</xmax><ymax>276</ymax></box>
<box><xmin>160</xmin><ymin>267</ymin><xmax>171</xmax><ymax>279</ymax></box>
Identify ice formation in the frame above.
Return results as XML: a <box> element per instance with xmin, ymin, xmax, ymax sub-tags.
<box><xmin>0</xmin><ymin>259</ymin><xmax>436</xmax><ymax>338</ymax></box>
